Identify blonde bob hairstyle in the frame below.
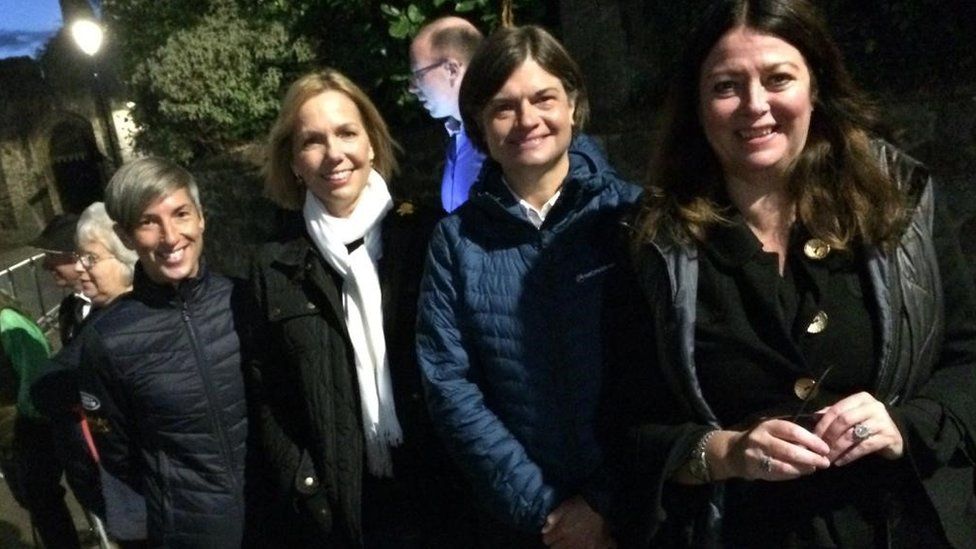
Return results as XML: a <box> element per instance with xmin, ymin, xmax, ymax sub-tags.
<box><xmin>264</xmin><ymin>69</ymin><xmax>400</xmax><ymax>210</ymax></box>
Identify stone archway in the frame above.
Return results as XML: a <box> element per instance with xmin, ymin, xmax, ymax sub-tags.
<box><xmin>49</xmin><ymin>116</ymin><xmax>105</xmax><ymax>214</ymax></box>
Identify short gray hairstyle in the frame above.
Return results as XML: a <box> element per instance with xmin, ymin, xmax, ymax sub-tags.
<box><xmin>76</xmin><ymin>202</ymin><xmax>138</xmax><ymax>284</ymax></box>
<box><xmin>104</xmin><ymin>157</ymin><xmax>202</xmax><ymax>233</ymax></box>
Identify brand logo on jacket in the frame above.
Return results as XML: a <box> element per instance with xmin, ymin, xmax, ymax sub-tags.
<box><xmin>80</xmin><ymin>391</ymin><xmax>101</xmax><ymax>411</ymax></box>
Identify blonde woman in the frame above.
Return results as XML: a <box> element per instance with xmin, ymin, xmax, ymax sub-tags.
<box><xmin>246</xmin><ymin>68</ymin><xmax>464</xmax><ymax>547</ymax></box>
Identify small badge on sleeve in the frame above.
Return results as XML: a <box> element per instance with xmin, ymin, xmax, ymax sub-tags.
<box><xmin>79</xmin><ymin>391</ymin><xmax>101</xmax><ymax>411</ymax></box>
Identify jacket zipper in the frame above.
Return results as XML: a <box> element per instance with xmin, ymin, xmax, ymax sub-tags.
<box><xmin>179</xmin><ymin>295</ymin><xmax>238</xmax><ymax>489</ymax></box>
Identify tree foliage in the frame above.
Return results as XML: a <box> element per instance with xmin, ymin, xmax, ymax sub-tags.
<box><xmin>104</xmin><ymin>0</ymin><xmax>313</xmax><ymax>161</ymax></box>
<box><xmin>103</xmin><ymin>0</ymin><xmax>552</xmax><ymax>162</ymax></box>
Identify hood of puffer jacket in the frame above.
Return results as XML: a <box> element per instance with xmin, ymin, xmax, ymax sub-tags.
<box><xmin>465</xmin><ymin>133</ymin><xmax>629</xmax><ymax>227</ymax></box>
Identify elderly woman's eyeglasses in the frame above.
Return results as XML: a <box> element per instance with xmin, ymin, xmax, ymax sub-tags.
<box><xmin>409</xmin><ymin>59</ymin><xmax>447</xmax><ymax>85</ymax></box>
<box><xmin>75</xmin><ymin>252</ymin><xmax>110</xmax><ymax>269</ymax></box>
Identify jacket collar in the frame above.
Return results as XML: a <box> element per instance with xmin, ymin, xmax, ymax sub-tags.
<box><xmin>133</xmin><ymin>260</ymin><xmax>210</xmax><ymax>306</ymax></box>
<box><xmin>269</xmin><ymin>211</ymin><xmax>400</xmax><ymax>272</ymax></box>
<box><xmin>469</xmin><ymin>133</ymin><xmax>611</xmax><ymax>229</ymax></box>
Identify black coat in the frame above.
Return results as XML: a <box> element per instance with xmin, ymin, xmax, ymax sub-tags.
<box><xmin>244</xmin><ymin>203</ymin><xmax>459</xmax><ymax>547</ymax></box>
<box><xmin>66</xmin><ymin>265</ymin><xmax>249</xmax><ymax>548</ymax></box>
<box><xmin>613</xmin><ymin>142</ymin><xmax>976</xmax><ymax>547</ymax></box>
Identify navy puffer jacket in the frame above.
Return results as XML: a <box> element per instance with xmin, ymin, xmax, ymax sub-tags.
<box><xmin>417</xmin><ymin>135</ymin><xmax>642</xmax><ymax>531</ymax></box>
<box><xmin>69</xmin><ymin>265</ymin><xmax>248</xmax><ymax>548</ymax></box>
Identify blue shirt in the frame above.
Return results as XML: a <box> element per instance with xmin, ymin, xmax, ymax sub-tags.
<box><xmin>440</xmin><ymin>119</ymin><xmax>486</xmax><ymax>213</ymax></box>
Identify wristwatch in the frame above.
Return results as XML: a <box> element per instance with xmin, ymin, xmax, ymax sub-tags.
<box><xmin>688</xmin><ymin>430</ymin><xmax>717</xmax><ymax>483</ymax></box>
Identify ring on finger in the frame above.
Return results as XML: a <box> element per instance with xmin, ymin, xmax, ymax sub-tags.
<box><xmin>852</xmin><ymin>423</ymin><xmax>873</xmax><ymax>442</ymax></box>
<box><xmin>760</xmin><ymin>454</ymin><xmax>772</xmax><ymax>473</ymax></box>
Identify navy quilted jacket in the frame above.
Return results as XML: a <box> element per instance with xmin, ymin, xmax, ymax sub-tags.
<box><xmin>69</xmin><ymin>265</ymin><xmax>248</xmax><ymax>548</ymax></box>
<box><xmin>417</xmin><ymin>135</ymin><xmax>642</xmax><ymax>531</ymax></box>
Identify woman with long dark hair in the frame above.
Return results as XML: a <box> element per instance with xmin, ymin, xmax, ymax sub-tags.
<box><xmin>618</xmin><ymin>0</ymin><xmax>976</xmax><ymax>546</ymax></box>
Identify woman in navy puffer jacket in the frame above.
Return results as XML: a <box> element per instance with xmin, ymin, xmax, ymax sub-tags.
<box><xmin>416</xmin><ymin>25</ymin><xmax>642</xmax><ymax>549</ymax></box>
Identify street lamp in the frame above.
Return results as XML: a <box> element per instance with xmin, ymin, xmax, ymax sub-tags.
<box><xmin>70</xmin><ymin>19</ymin><xmax>103</xmax><ymax>56</ymax></box>
<box><xmin>70</xmin><ymin>17</ymin><xmax>123</xmax><ymax>169</ymax></box>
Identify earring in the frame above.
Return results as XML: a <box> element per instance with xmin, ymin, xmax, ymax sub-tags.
<box><xmin>294</xmin><ymin>172</ymin><xmax>304</xmax><ymax>185</ymax></box>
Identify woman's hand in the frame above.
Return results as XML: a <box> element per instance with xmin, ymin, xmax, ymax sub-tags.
<box><xmin>709</xmin><ymin>420</ymin><xmax>831</xmax><ymax>481</ymax></box>
<box><xmin>813</xmin><ymin>392</ymin><xmax>904</xmax><ymax>466</ymax></box>
<box><xmin>541</xmin><ymin>495</ymin><xmax>614</xmax><ymax>549</ymax></box>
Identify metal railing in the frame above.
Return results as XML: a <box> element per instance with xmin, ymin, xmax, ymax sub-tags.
<box><xmin>0</xmin><ymin>252</ymin><xmax>65</xmax><ymax>331</ymax></box>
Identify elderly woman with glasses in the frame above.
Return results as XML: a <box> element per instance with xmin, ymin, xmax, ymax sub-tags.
<box><xmin>74</xmin><ymin>202</ymin><xmax>138</xmax><ymax>308</ymax></box>
<box><xmin>64</xmin><ymin>201</ymin><xmax>148</xmax><ymax>547</ymax></box>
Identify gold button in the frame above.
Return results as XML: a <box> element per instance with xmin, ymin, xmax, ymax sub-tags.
<box><xmin>803</xmin><ymin>239</ymin><xmax>830</xmax><ymax>260</ymax></box>
<box><xmin>794</xmin><ymin>377</ymin><xmax>819</xmax><ymax>400</ymax></box>
<box><xmin>806</xmin><ymin>310</ymin><xmax>828</xmax><ymax>334</ymax></box>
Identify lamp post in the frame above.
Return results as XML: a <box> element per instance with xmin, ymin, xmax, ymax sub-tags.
<box><xmin>70</xmin><ymin>18</ymin><xmax>123</xmax><ymax>169</ymax></box>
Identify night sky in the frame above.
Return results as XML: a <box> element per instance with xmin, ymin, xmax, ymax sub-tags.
<box><xmin>0</xmin><ymin>0</ymin><xmax>63</xmax><ymax>59</ymax></box>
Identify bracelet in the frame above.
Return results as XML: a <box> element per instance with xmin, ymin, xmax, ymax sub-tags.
<box><xmin>688</xmin><ymin>429</ymin><xmax>717</xmax><ymax>483</ymax></box>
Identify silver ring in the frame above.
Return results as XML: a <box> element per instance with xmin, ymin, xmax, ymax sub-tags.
<box><xmin>760</xmin><ymin>454</ymin><xmax>772</xmax><ymax>473</ymax></box>
<box><xmin>852</xmin><ymin>423</ymin><xmax>873</xmax><ymax>441</ymax></box>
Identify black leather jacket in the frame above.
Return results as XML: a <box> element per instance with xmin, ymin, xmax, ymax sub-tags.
<box><xmin>619</xmin><ymin>142</ymin><xmax>976</xmax><ymax>547</ymax></box>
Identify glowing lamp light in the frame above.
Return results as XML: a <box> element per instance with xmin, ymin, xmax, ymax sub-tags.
<box><xmin>71</xmin><ymin>19</ymin><xmax>104</xmax><ymax>56</ymax></box>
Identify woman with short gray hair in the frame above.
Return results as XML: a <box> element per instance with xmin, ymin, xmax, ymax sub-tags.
<box><xmin>74</xmin><ymin>202</ymin><xmax>137</xmax><ymax>308</ymax></box>
<box><xmin>103</xmin><ymin>157</ymin><xmax>202</xmax><ymax>233</ymax></box>
<box><xmin>70</xmin><ymin>201</ymin><xmax>147</xmax><ymax>546</ymax></box>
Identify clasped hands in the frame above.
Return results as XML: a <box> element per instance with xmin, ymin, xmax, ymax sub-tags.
<box><xmin>709</xmin><ymin>392</ymin><xmax>905</xmax><ymax>482</ymax></box>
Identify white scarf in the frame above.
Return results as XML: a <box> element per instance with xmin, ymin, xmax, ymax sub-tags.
<box><xmin>303</xmin><ymin>169</ymin><xmax>402</xmax><ymax>477</ymax></box>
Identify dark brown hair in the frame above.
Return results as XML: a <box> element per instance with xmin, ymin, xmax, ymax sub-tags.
<box><xmin>459</xmin><ymin>25</ymin><xmax>589</xmax><ymax>154</ymax></box>
<box><xmin>635</xmin><ymin>0</ymin><xmax>904</xmax><ymax>249</ymax></box>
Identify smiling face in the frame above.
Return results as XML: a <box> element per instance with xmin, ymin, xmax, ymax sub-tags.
<box><xmin>74</xmin><ymin>239</ymin><xmax>131</xmax><ymax>307</ymax></box>
<box><xmin>699</xmin><ymin>26</ymin><xmax>814</xmax><ymax>185</ymax></box>
<box><xmin>125</xmin><ymin>188</ymin><xmax>205</xmax><ymax>287</ymax></box>
<box><xmin>481</xmin><ymin>58</ymin><xmax>575</xmax><ymax>184</ymax></box>
<box><xmin>291</xmin><ymin>90</ymin><xmax>375</xmax><ymax>217</ymax></box>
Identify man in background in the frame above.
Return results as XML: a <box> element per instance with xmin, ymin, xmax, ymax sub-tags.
<box><xmin>32</xmin><ymin>214</ymin><xmax>90</xmax><ymax>344</ymax></box>
<box><xmin>409</xmin><ymin>16</ymin><xmax>485</xmax><ymax>212</ymax></box>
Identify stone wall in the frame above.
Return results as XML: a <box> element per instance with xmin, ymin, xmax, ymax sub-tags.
<box><xmin>0</xmin><ymin>57</ymin><xmax>58</xmax><ymax>240</ymax></box>
<box><xmin>0</xmin><ymin>56</ymin><xmax>120</xmax><ymax>251</ymax></box>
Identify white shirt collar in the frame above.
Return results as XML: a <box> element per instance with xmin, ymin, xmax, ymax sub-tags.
<box><xmin>444</xmin><ymin>117</ymin><xmax>462</xmax><ymax>137</ymax></box>
<box><xmin>502</xmin><ymin>178</ymin><xmax>562</xmax><ymax>230</ymax></box>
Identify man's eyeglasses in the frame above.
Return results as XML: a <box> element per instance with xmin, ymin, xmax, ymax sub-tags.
<box><xmin>75</xmin><ymin>252</ymin><xmax>110</xmax><ymax>270</ymax></box>
<box><xmin>409</xmin><ymin>59</ymin><xmax>447</xmax><ymax>85</ymax></box>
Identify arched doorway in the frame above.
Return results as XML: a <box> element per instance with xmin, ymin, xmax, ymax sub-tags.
<box><xmin>49</xmin><ymin>116</ymin><xmax>105</xmax><ymax>214</ymax></box>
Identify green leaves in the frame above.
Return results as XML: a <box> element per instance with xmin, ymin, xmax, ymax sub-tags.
<box><xmin>380</xmin><ymin>0</ymin><xmax>501</xmax><ymax>40</ymax></box>
<box><xmin>101</xmin><ymin>0</ymin><xmax>551</xmax><ymax>162</ymax></box>
<box><xmin>120</xmin><ymin>4</ymin><xmax>313</xmax><ymax>161</ymax></box>
<box><xmin>380</xmin><ymin>3</ymin><xmax>427</xmax><ymax>38</ymax></box>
